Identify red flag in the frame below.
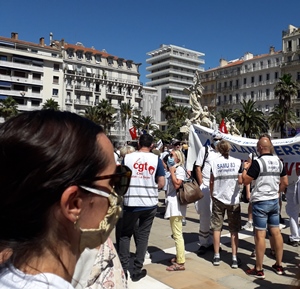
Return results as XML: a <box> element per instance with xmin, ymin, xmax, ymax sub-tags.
<box><xmin>129</xmin><ymin>126</ymin><xmax>137</xmax><ymax>140</ymax></box>
<box><xmin>219</xmin><ymin>119</ymin><xmax>228</xmax><ymax>134</ymax></box>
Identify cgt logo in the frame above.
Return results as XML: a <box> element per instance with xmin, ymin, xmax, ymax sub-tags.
<box><xmin>133</xmin><ymin>159</ymin><xmax>155</xmax><ymax>175</ymax></box>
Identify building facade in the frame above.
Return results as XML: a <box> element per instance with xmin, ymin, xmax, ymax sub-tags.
<box><xmin>145</xmin><ymin>44</ymin><xmax>205</xmax><ymax>128</ymax></box>
<box><xmin>0</xmin><ymin>32</ymin><xmax>64</xmax><ymax>113</ymax></box>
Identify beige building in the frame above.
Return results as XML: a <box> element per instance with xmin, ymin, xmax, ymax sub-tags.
<box><xmin>0</xmin><ymin>32</ymin><xmax>63</xmax><ymax>114</ymax></box>
<box><xmin>281</xmin><ymin>24</ymin><xmax>300</xmax><ymax>124</ymax></box>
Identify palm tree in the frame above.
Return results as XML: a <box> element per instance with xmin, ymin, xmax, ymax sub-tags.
<box><xmin>216</xmin><ymin>108</ymin><xmax>233</xmax><ymax>125</ymax></box>
<box><xmin>0</xmin><ymin>96</ymin><xmax>18</xmax><ymax>121</ymax></box>
<box><xmin>97</xmin><ymin>99</ymin><xmax>116</xmax><ymax>133</ymax></box>
<box><xmin>231</xmin><ymin>99</ymin><xmax>268</xmax><ymax>138</ymax></box>
<box><xmin>42</xmin><ymin>98</ymin><xmax>60</xmax><ymax>110</ymax></box>
<box><xmin>160</xmin><ymin>95</ymin><xmax>176</xmax><ymax>120</ymax></box>
<box><xmin>119</xmin><ymin>102</ymin><xmax>133</xmax><ymax>128</ymax></box>
<box><xmin>133</xmin><ymin>115</ymin><xmax>155</xmax><ymax>134</ymax></box>
<box><xmin>274</xmin><ymin>73</ymin><xmax>299</xmax><ymax>137</ymax></box>
<box><xmin>268</xmin><ymin>105</ymin><xmax>297</xmax><ymax>138</ymax></box>
<box><xmin>84</xmin><ymin>106</ymin><xmax>100</xmax><ymax>124</ymax></box>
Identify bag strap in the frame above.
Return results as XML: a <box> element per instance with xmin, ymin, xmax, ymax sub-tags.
<box><xmin>201</xmin><ymin>146</ymin><xmax>209</xmax><ymax>171</ymax></box>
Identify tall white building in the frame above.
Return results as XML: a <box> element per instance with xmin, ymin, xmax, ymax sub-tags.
<box><xmin>145</xmin><ymin>44</ymin><xmax>205</xmax><ymax>129</ymax></box>
<box><xmin>0</xmin><ymin>32</ymin><xmax>63</xmax><ymax>113</ymax></box>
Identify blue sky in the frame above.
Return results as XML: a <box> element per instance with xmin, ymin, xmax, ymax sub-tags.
<box><xmin>1</xmin><ymin>0</ymin><xmax>299</xmax><ymax>84</ymax></box>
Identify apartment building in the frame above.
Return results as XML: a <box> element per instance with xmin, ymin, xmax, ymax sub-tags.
<box><xmin>281</xmin><ymin>24</ymin><xmax>300</xmax><ymax>122</ymax></box>
<box><xmin>145</xmin><ymin>44</ymin><xmax>205</xmax><ymax>128</ymax></box>
<box><xmin>0</xmin><ymin>32</ymin><xmax>63</xmax><ymax>113</ymax></box>
<box><xmin>199</xmin><ymin>47</ymin><xmax>282</xmax><ymax>137</ymax></box>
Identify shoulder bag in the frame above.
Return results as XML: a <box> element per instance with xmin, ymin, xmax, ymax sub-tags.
<box><xmin>177</xmin><ymin>166</ymin><xmax>204</xmax><ymax>205</ymax></box>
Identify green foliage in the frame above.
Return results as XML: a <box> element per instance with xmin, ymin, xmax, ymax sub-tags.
<box><xmin>160</xmin><ymin>95</ymin><xmax>176</xmax><ymax>120</ymax></box>
<box><xmin>231</xmin><ymin>99</ymin><xmax>268</xmax><ymax>138</ymax></box>
<box><xmin>42</xmin><ymin>98</ymin><xmax>60</xmax><ymax>110</ymax></box>
<box><xmin>0</xmin><ymin>96</ymin><xmax>18</xmax><ymax>121</ymax></box>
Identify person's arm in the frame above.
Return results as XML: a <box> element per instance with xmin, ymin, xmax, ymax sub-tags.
<box><xmin>157</xmin><ymin>176</ymin><xmax>165</xmax><ymax>190</ymax></box>
<box><xmin>195</xmin><ymin>165</ymin><xmax>202</xmax><ymax>185</ymax></box>
<box><xmin>242</xmin><ymin>161</ymin><xmax>254</xmax><ymax>185</ymax></box>
<box><xmin>168</xmin><ymin>166</ymin><xmax>183</xmax><ymax>190</ymax></box>
<box><xmin>210</xmin><ymin>173</ymin><xmax>214</xmax><ymax>197</ymax></box>
<box><xmin>279</xmin><ymin>175</ymin><xmax>288</xmax><ymax>193</ymax></box>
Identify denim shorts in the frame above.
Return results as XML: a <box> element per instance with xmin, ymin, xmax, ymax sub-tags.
<box><xmin>252</xmin><ymin>199</ymin><xmax>279</xmax><ymax>230</ymax></box>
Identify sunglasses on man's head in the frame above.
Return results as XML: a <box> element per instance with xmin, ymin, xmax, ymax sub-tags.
<box><xmin>79</xmin><ymin>165</ymin><xmax>132</xmax><ymax>196</ymax></box>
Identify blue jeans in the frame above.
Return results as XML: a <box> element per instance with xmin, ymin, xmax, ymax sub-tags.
<box><xmin>118</xmin><ymin>207</ymin><xmax>157</xmax><ymax>273</ymax></box>
<box><xmin>252</xmin><ymin>199</ymin><xmax>279</xmax><ymax>230</ymax></box>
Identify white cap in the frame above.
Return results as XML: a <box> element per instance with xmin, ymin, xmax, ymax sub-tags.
<box><xmin>212</xmin><ymin>131</ymin><xmax>222</xmax><ymax>140</ymax></box>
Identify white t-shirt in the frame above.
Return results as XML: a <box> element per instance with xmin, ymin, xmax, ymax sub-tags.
<box><xmin>164</xmin><ymin>165</ymin><xmax>186</xmax><ymax>218</ymax></box>
<box><xmin>0</xmin><ymin>264</ymin><xmax>74</xmax><ymax>289</ymax></box>
<box><xmin>195</xmin><ymin>146</ymin><xmax>221</xmax><ymax>186</ymax></box>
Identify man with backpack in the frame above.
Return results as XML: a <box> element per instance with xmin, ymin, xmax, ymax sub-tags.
<box><xmin>194</xmin><ymin>131</ymin><xmax>222</xmax><ymax>255</ymax></box>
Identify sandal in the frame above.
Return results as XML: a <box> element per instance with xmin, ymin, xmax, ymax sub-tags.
<box><xmin>166</xmin><ymin>262</ymin><xmax>185</xmax><ymax>271</ymax></box>
<box><xmin>170</xmin><ymin>257</ymin><xmax>177</xmax><ymax>264</ymax></box>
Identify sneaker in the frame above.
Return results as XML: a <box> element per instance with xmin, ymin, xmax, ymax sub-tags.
<box><xmin>131</xmin><ymin>269</ymin><xmax>147</xmax><ymax>282</ymax></box>
<box><xmin>242</xmin><ymin>221</ymin><xmax>253</xmax><ymax>230</ymax></box>
<box><xmin>246</xmin><ymin>267</ymin><xmax>265</xmax><ymax>279</ymax></box>
<box><xmin>212</xmin><ymin>257</ymin><xmax>220</xmax><ymax>266</ymax></box>
<box><xmin>145</xmin><ymin>250</ymin><xmax>151</xmax><ymax>259</ymax></box>
<box><xmin>288</xmin><ymin>239</ymin><xmax>299</xmax><ymax>247</ymax></box>
<box><xmin>231</xmin><ymin>258</ymin><xmax>241</xmax><ymax>269</ymax></box>
<box><xmin>272</xmin><ymin>264</ymin><xmax>284</xmax><ymax>275</ymax></box>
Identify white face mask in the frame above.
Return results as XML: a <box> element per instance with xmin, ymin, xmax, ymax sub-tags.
<box><xmin>76</xmin><ymin>188</ymin><xmax>122</xmax><ymax>253</ymax></box>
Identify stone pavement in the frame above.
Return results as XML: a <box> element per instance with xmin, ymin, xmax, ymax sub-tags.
<box><xmin>112</xmin><ymin>191</ymin><xmax>300</xmax><ymax>289</ymax></box>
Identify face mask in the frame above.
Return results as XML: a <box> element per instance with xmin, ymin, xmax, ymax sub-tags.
<box><xmin>167</xmin><ymin>155</ymin><xmax>175</xmax><ymax>167</ymax></box>
<box><xmin>212</xmin><ymin>139</ymin><xmax>220</xmax><ymax>148</ymax></box>
<box><xmin>78</xmin><ymin>191</ymin><xmax>122</xmax><ymax>253</ymax></box>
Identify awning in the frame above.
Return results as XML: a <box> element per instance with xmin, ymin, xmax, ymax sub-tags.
<box><xmin>68</xmin><ymin>64</ymin><xmax>74</xmax><ymax>70</ymax></box>
<box><xmin>0</xmin><ymin>81</ymin><xmax>11</xmax><ymax>88</ymax></box>
<box><xmin>86</xmin><ymin>67</ymin><xmax>92</xmax><ymax>73</ymax></box>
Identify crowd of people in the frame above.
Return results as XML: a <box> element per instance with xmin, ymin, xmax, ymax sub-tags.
<box><xmin>0</xmin><ymin>109</ymin><xmax>299</xmax><ymax>288</ymax></box>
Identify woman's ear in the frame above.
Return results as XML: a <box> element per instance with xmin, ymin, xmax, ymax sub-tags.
<box><xmin>60</xmin><ymin>186</ymin><xmax>83</xmax><ymax>223</ymax></box>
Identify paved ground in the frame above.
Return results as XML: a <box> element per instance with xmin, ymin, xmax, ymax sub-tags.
<box><xmin>112</xmin><ymin>191</ymin><xmax>300</xmax><ymax>289</ymax></box>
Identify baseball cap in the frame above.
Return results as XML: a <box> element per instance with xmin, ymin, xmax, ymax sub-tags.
<box><xmin>212</xmin><ymin>131</ymin><xmax>222</xmax><ymax>140</ymax></box>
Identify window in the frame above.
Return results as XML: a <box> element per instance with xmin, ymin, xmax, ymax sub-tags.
<box><xmin>126</xmin><ymin>61</ymin><xmax>132</xmax><ymax>69</ymax></box>
<box><xmin>266</xmin><ymin>73</ymin><xmax>270</xmax><ymax>81</ymax></box>
<box><xmin>95</xmin><ymin>54</ymin><xmax>101</xmax><ymax>63</ymax></box>
<box><xmin>266</xmin><ymin>89</ymin><xmax>270</xmax><ymax>97</ymax></box>
<box><xmin>229</xmin><ymin>80</ymin><xmax>232</xmax><ymax>87</ymax></box>
<box><xmin>251</xmin><ymin>76</ymin><xmax>254</xmax><ymax>83</ymax></box>
<box><xmin>86</xmin><ymin>53</ymin><xmax>92</xmax><ymax>62</ymax></box>
<box><xmin>236</xmin><ymin>93</ymin><xmax>239</xmax><ymax>102</ymax></box>
<box><xmin>53</xmin><ymin>63</ymin><xmax>59</xmax><ymax>71</ymax></box>
<box><xmin>53</xmin><ymin>76</ymin><xmax>59</xmax><ymax>84</ymax></box>
<box><xmin>0</xmin><ymin>55</ymin><xmax>7</xmax><ymax>61</ymax></box>
<box><xmin>259</xmin><ymin>75</ymin><xmax>262</xmax><ymax>82</ymax></box>
<box><xmin>251</xmin><ymin>91</ymin><xmax>254</xmax><ymax>99</ymax></box>
<box><xmin>117</xmin><ymin>59</ymin><xmax>123</xmax><ymax>67</ymax></box>
<box><xmin>32</xmin><ymin>86</ymin><xmax>40</xmax><ymax>93</ymax></box>
<box><xmin>244</xmin><ymin>64</ymin><xmax>248</xmax><ymax>70</ymax></box>
<box><xmin>235</xmin><ymin>79</ymin><xmax>239</xmax><ymax>87</ymax></box>
<box><xmin>260</xmin><ymin>61</ymin><xmax>263</xmax><ymax>68</ymax></box>
<box><xmin>107</xmin><ymin>57</ymin><xmax>114</xmax><ymax>65</ymax></box>
<box><xmin>288</xmin><ymin>56</ymin><xmax>292</xmax><ymax>62</ymax></box>
<box><xmin>52</xmin><ymin>89</ymin><xmax>58</xmax><ymax>96</ymax></box>
<box><xmin>275</xmin><ymin>72</ymin><xmax>278</xmax><ymax>79</ymax></box>
<box><xmin>224</xmin><ymin>95</ymin><xmax>227</xmax><ymax>102</ymax></box>
<box><xmin>267</xmin><ymin>60</ymin><xmax>271</xmax><ymax>67</ymax></box>
<box><xmin>224</xmin><ymin>81</ymin><xmax>227</xmax><ymax>88</ymax></box>
<box><xmin>243</xmin><ymin>78</ymin><xmax>247</xmax><ymax>84</ymax></box>
<box><xmin>67</xmin><ymin>49</ymin><xmax>74</xmax><ymax>58</ymax></box>
<box><xmin>32</xmin><ymin>73</ymin><xmax>41</xmax><ymax>80</ymax></box>
<box><xmin>77</xmin><ymin>51</ymin><xmax>83</xmax><ymax>60</ymax></box>
<box><xmin>252</xmin><ymin>63</ymin><xmax>256</xmax><ymax>69</ymax></box>
<box><xmin>297</xmin><ymin>72</ymin><xmax>300</xmax><ymax>81</ymax></box>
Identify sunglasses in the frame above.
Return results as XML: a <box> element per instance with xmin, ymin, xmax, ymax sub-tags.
<box><xmin>79</xmin><ymin>165</ymin><xmax>132</xmax><ymax>196</ymax></box>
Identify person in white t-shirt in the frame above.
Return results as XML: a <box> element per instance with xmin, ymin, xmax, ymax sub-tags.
<box><xmin>210</xmin><ymin>140</ymin><xmax>243</xmax><ymax>268</ymax></box>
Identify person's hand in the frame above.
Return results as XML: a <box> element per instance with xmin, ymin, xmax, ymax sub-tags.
<box><xmin>244</xmin><ymin>161</ymin><xmax>250</xmax><ymax>171</ymax></box>
<box><xmin>169</xmin><ymin>166</ymin><xmax>176</xmax><ymax>174</ymax></box>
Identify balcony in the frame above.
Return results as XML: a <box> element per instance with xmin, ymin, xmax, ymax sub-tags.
<box><xmin>73</xmin><ymin>99</ymin><xmax>93</xmax><ymax>106</ymax></box>
<box><xmin>0</xmin><ymin>60</ymin><xmax>43</xmax><ymax>72</ymax></box>
<box><xmin>65</xmin><ymin>99</ymin><xmax>73</xmax><ymax>105</ymax></box>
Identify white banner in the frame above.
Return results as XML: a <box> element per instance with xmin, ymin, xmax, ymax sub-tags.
<box><xmin>187</xmin><ymin>124</ymin><xmax>300</xmax><ymax>191</ymax></box>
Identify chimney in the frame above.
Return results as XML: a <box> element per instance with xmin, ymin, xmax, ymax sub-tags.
<box><xmin>39</xmin><ymin>37</ymin><xmax>45</xmax><ymax>46</ymax></box>
<box><xmin>269</xmin><ymin>46</ymin><xmax>275</xmax><ymax>54</ymax></box>
<box><xmin>11</xmin><ymin>32</ymin><xmax>18</xmax><ymax>40</ymax></box>
<box><xmin>60</xmin><ymin>38</ymin><xmax>65</xmax><ymax>47</ymax></box>
<box><xmin>219</xmin><ymin>58</ymin><xmax>228</xmax><ymax>67</ymax></box>
<box><xmin>49</xmin><ymin>32</ymin><xmax>53</xmax><ymax>46</ymax></box>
